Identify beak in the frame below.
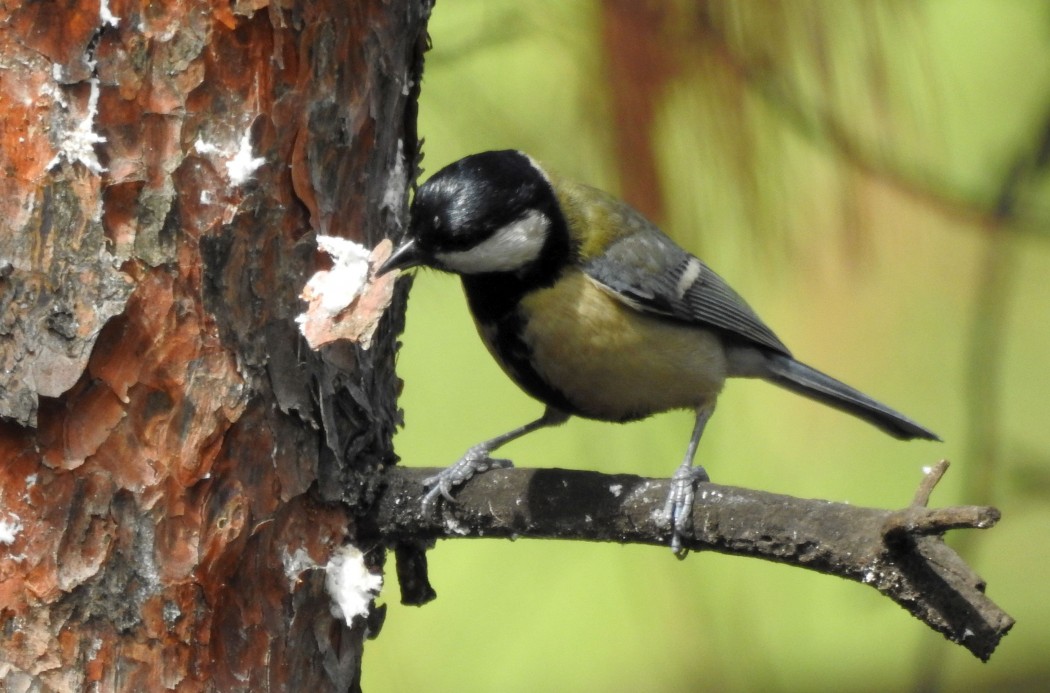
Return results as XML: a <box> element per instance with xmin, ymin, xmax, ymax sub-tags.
<box><xmin>377</xmin><ymin>237</ymin><xmax>425</xmax><ymax>276</ymax></box>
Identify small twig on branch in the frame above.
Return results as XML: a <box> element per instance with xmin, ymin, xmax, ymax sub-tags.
<box><xmin>883</xmin><ymin>460</ymin><xmax>1000</xmax><ymax>539</ymax></box>
<box><xmin>371</xmin><ymin>463</ymin><xmax>1013</xmax><ymax>661</ymax></box>
<box><xmin>911</xmin><ymin>459</ymin><xmax>950</xmax><ymax>506</ymax></box>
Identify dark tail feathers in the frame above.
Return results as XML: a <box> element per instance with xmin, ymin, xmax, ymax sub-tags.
<box><xmin>764</xmin><ymin>353</ymin><xmax>940</xmax><ymax>441</ymax></box>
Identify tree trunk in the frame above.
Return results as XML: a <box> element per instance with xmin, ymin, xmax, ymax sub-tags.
<box><xmin>0</xmin><ymin>1</ymin><xmax>429</xmax><ymax>690</ymax></box>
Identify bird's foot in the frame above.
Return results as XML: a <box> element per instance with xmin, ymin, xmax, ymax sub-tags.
<box><xmin>421</xmin><ymin>444</ymin><xmax>513</xmax><ymax>515</ymax></box>
<box><xmin>655</xmin><ymin>464</ymin><xmax>710</xmax><ymax>556</ymax></box>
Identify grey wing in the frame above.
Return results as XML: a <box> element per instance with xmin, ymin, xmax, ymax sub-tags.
<box><xmin>582</xmin><ymin>229</ymin><xmax>791</xmax><ymax>356</ymax></box>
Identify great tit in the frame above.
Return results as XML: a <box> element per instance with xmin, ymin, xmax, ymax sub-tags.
<box><xmin>379</xmin><ymin>149</ymin><xmax>939</xmax><ymax>552</ymax></box>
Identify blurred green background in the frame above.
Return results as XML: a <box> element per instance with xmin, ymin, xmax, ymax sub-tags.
<box><xmin>367</xmin><ymin>2</ymin><xmax>1049</xmax><ymax>691</ymax></box>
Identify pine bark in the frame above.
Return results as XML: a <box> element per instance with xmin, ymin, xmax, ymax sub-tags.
<box><xmin>0</xmin><ymin>2</ymin><xmax>429</xmax><ymax>690</ymax></box>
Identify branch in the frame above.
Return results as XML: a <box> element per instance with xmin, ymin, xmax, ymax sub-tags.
<box><xmin>372</xmin><ymin>461</ymin><xmax>1012</xmax><ymax>661</ymax></box>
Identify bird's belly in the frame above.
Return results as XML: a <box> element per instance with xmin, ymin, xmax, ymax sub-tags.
<box><xmin>512</xmin><ymin>273</ymin><xmax>728</xmax><ymax>421</ymax></box>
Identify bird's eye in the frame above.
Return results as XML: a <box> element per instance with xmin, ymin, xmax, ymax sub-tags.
<box><xmin>432</xmin><ymin>214</ymin><xmax>442</xmax><ymax>229</ymax></box>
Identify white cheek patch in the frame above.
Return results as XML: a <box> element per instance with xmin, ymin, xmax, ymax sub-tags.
<box><xmin>435</xmin><ymin>210</ymin><xmax>550</xmax><ymax>274</ymax></box>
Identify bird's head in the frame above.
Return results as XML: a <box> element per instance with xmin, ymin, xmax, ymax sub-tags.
<box><xmin>379</xmin><ymin>150</ymin><xmax>566</xmax><ymax>278</ymax></box>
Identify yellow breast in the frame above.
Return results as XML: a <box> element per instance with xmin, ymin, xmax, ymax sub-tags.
<box><xmin>514</xmin><ymin>271</ymin><xmax>728</xmax><ymax>421</ymax></box>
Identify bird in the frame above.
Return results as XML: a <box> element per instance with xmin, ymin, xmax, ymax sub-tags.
<box><xmin>377</xmin><ymin>149</ymin><xmax>939</xmax><ymax>552</ymax></box>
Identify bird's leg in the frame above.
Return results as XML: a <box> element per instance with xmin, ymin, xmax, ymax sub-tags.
<box><xmin>422</xmin><ymin>407</ymin><xmax>570</xmax><ymax>515</ymax></box>
<box><xmin>658</xmin><ymin>403</ymin><xmax>714</xmax><ymax>555</ymax></box>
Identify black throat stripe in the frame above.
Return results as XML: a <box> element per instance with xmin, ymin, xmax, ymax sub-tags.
<box><xmin>462</xmin><ymin>274</ymin><xmax>578</xmax><ymax>414</ymax></box>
